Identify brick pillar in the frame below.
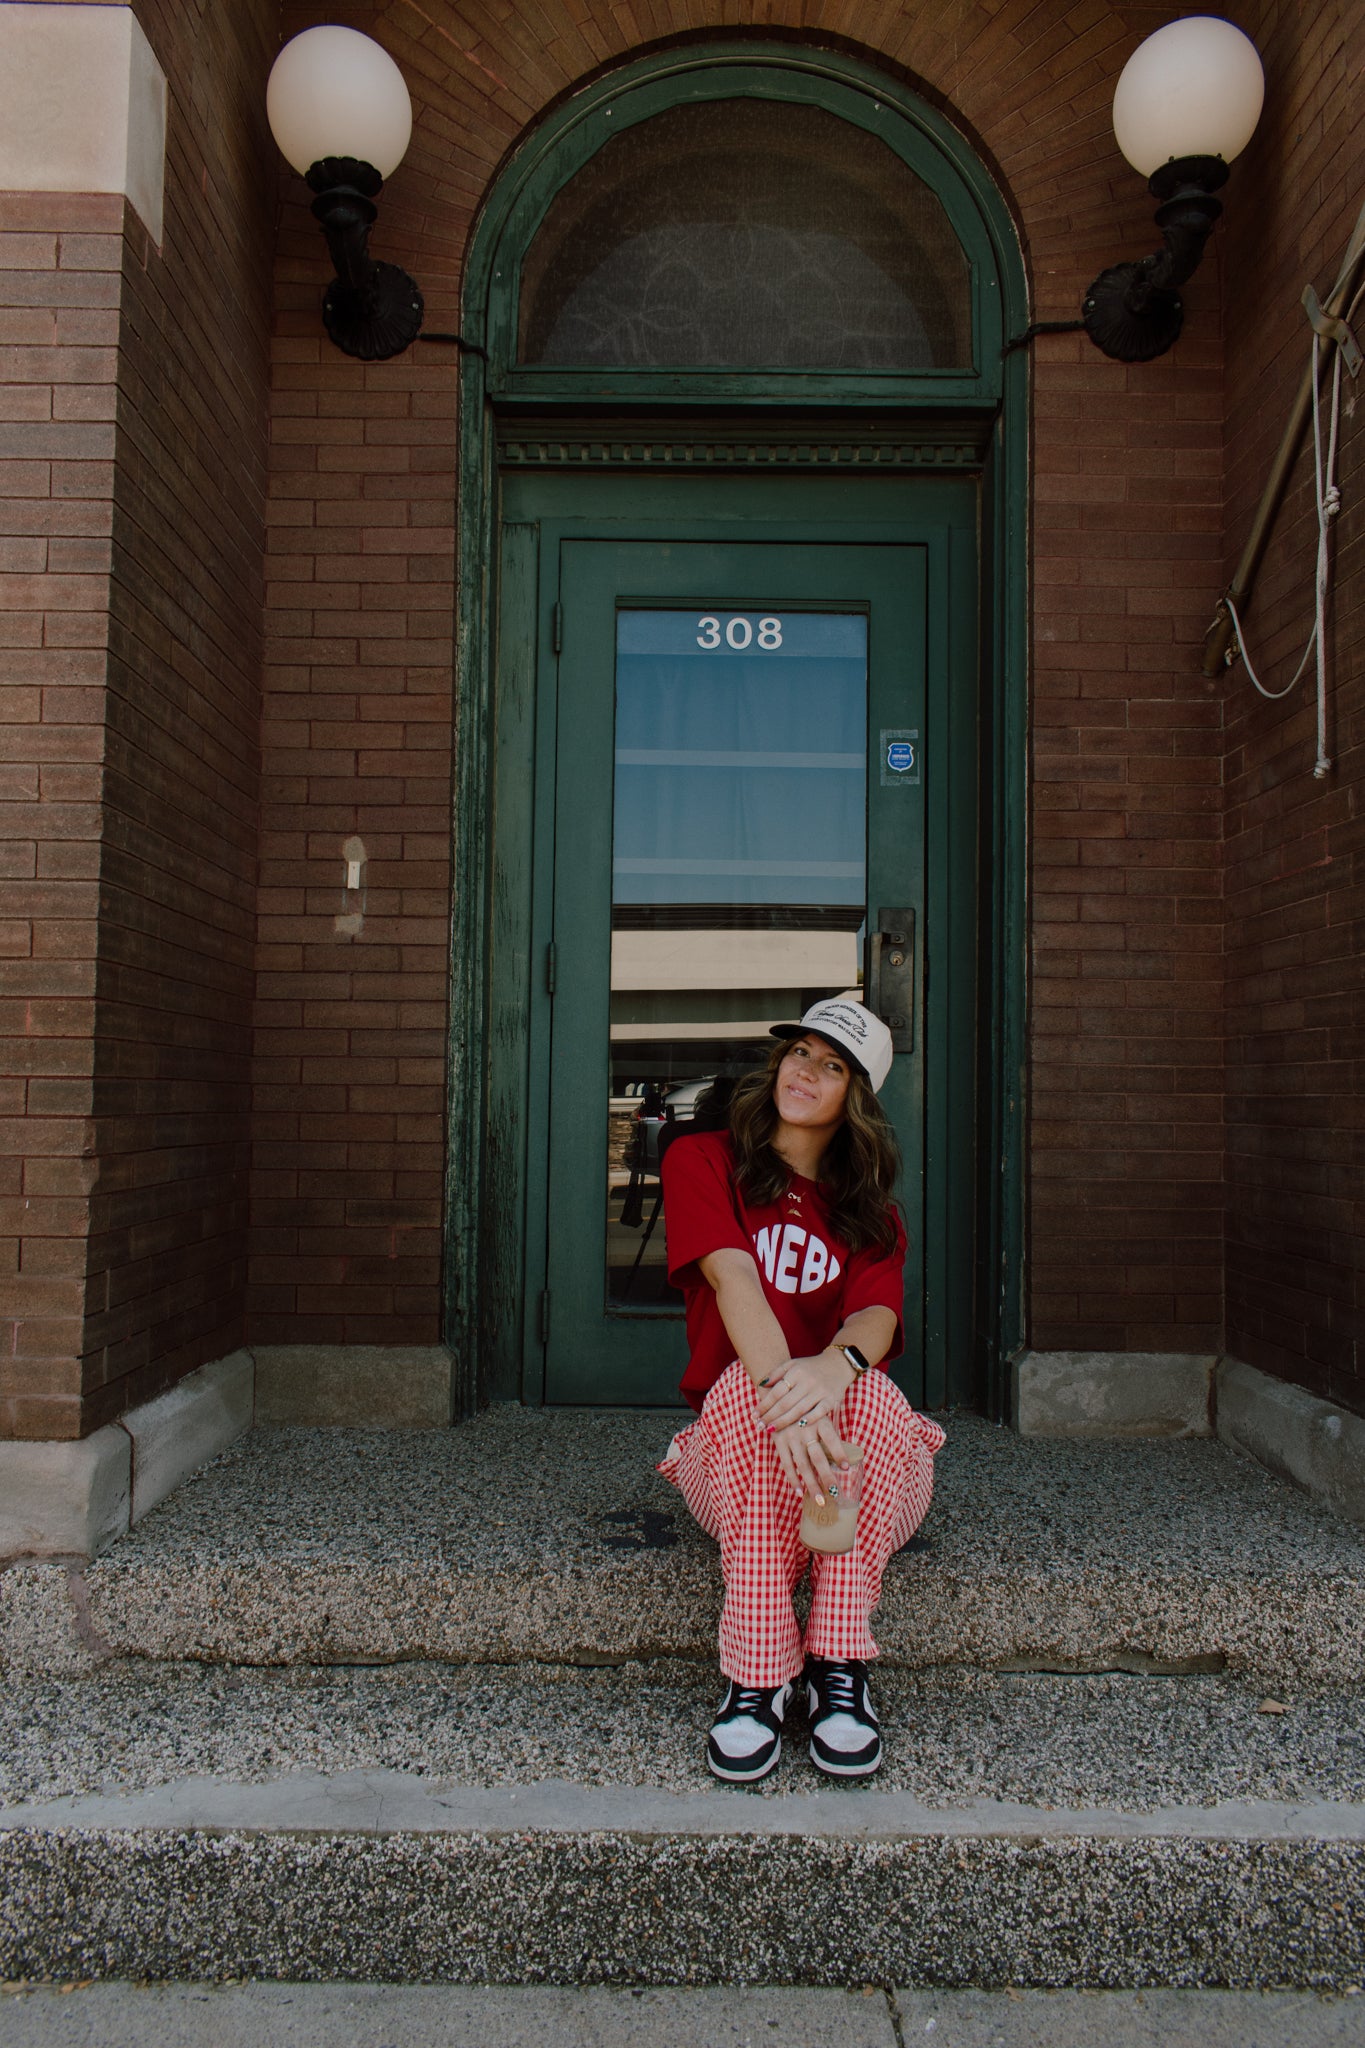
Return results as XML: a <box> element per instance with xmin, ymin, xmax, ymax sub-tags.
<box><xmin>0</xmin><ymin>0</ymin><xmax>275</xmax><ymax>1440</ymax></box>
<box><xmin>0</xmin><ymin>193</ymin><xmax>122</xmax><ymax>1438</ymax></box>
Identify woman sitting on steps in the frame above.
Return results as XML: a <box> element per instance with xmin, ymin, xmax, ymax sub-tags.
<box><xmin>657</xmin><ymin>997</ymin><xmax>945</xmax><ymax>1784</ymax></box>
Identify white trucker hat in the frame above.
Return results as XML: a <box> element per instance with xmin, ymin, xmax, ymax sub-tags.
<box><xmin>770</xmin><ymin>998</ymin><xmax>894</xmax><ymax>1094</ymax></box>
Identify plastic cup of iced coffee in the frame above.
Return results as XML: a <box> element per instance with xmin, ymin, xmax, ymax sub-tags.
<box><xmin>799</xmin><ymin>1440</ymin><xmax>865</xmax><ymax>1555</ymax></box>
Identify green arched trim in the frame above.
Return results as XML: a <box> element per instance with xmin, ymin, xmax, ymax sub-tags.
<box><xmin>462</xmin><ymin>42</ymin><xmax>1025</xmax><ymax>406</ymax></box>
<box><xmin>446</xmin><ymin>41</ymin><xmax>1029</xmax><ymax>1418</ymax></box>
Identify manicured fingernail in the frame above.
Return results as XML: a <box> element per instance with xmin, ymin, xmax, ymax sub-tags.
<box><xmin>814</xmin><ymin>1494</ymin><xmax>824</xmax><ymax>1506</ymax></box>
<box><xmin>757</xmin><ymin>1377</ymin><xmax>770</xmax><ymax>1387</ymax></box>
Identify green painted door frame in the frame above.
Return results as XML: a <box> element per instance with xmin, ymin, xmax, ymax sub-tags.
<box><xmin>446</xmin><ymin>42</ymin><xmax>1030</xmax><ymax>1420</ymax></box>
<box><xmin>514</xmin><ymin>501</ymin><xmax>975</xmax><ymax>1409</ymax></box>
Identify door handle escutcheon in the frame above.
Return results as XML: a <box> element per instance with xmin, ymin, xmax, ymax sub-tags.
<box><xmin>864</xmin><ymin>907</ymin><xmax>915</xmax><ymax>1055</ymax></box>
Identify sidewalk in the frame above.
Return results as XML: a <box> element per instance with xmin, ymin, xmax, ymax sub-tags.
<box><xmin>3</xmin><ymin>1982</ymin><xmax>1365</xmax><ymax>2047</ymax></box>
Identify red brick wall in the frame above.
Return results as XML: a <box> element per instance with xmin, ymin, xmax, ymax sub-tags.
<box><xmin>249</xmin><ymin>0</ymin><xmax>1230</xmax><ymax>1365</ymax></box>
<box><xmin>1026</xmin><ymin>275</ymin><xmax>1225</xmax><ymax>1353</ymax></box>
<box><xmin>83</xmin><ymin>0</ymin><xmax>277</xmax><ymax>1432</ymax></box>
<box><xmin>0</xmin><ymin>0</ymin><xmax>276</xmax><ymax>1439</ymax></box>
<box><xmin>249</xmin><ymin>10</ymin><xmax>460</xmax><ymax>1342</ymax></box>
<box><xmin>20</xmin><ymin>4</ymin><xmax>1356</xmax><ymax>1429</ymax></box>
<box><xmin>1221</xmin><ymin>0</ymin><xmax>1365</xmax><ymax>1414</ymax></box>
<box><xmin>0</xmin><ymin>191</ymin><xmax>121</xmax><ymax>1439</ymax></box>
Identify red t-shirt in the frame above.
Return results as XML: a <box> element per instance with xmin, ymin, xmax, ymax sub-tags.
<box><xmin>661</xmin><ymin>1129</ymin><xmax>907</xmax><ymax>1412</ymax></box>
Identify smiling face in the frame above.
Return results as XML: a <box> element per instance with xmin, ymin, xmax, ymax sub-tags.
<box><xmin>773</xmin><ymin>1032</ymin><xmax>852</xmax><ymax>1140</ymax></box>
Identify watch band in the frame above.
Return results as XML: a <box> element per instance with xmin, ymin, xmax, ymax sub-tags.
<box><xmin>837</xmin><ymin>1343</ymin><xmax>871</xmax><ymax>1377</ymax></box>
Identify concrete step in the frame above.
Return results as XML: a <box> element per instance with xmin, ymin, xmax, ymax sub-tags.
<box><xmin>3</xmin><ymin>1660</ymin><xmax>1365</xmax><ymax>1986</ymax></box>
<box><xmin>3</xmin><ymin>1411</ymin><xmax>1363</xmax><ymax>1683</ymax></box>
<box><xmin>6</xmin><ymin>1659</ymin><xmax>1365</xmax><ymax>1811</ymax></box>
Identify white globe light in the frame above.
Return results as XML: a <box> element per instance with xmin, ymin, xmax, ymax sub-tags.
<box><xmin>1112</xmin><ymin>16</ymin><xmax>1264</xmax><ymax>178</ymax></box>
<box><xmin>266</xmin><ymin>25</ymin><xmax>413</xmax><ymax>179</ymax></box>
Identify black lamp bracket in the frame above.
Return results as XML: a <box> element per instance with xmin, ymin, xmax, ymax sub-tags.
<box><xmin>1083</xmin><ymin>154</ymin><xmax>1229</xmax><ymax>363</ymax></box>
<box><xmin>305</xmin><ymin>156</ymin><xmax>424</xmax><ymax>363</ymax></box>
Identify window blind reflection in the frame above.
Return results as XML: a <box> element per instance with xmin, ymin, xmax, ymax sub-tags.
<box><xmin>606</xmin><ymin>609</ymin><xmax>868</xmax><ymax>1311</ymax></box>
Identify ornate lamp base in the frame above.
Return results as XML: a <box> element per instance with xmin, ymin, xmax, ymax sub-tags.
<box><xmin>322</xmin><ymin>263</ymin><xmax>424</xmax><ymax>363</ymax></box>
<box><xmin>1083</xmin><ymin>263</ymin><xmax>1184</xmax><ymax>362</ymax></box>
<box><xmin>1082</xmin><ymin>154</ymin><xmax>1227</xmax><ymax>364</ymax></box>
<box><xmin>306</xmin><ymin>156</ymin><xmax>424</xmax><ymax>363</ymax></box>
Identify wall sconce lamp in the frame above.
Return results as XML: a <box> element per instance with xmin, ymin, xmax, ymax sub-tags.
<box><xmin>1084</xmin><ymin>15</ymin><xmax>1264</xmax><ymax>363</ymax></box>
<box><xmin>266</xmin><ymin>25</ymin><xmax>423</xmax><ymax>362</ymax></box>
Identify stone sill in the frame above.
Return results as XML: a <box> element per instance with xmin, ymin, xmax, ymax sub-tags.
<box><xmin>1015</xmin><ymin>1349</ymin><xmax>1365</xmax><ymax>1528</ymax></box>
<box><xmin>0</xmin><ymin>1344</ymin><xmax>454</xmax><ymax>1562</ymax></box>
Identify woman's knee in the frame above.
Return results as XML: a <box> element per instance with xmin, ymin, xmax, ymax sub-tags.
<box><xmin>701</xmin><ymin>1360</ymin><xmax>763</xmax><ymax>1435</ymax></box>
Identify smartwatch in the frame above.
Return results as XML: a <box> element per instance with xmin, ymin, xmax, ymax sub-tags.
<box><xmin>837</xmin><ymin>1343</ymin><xmax>871</xmax><ymax>1378</ymax></box>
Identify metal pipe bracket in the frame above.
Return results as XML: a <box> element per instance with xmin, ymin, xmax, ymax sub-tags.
<box><xmin>1302</xmin><ymin>285</ymin><xmax>1361</xmax><ymax>376</ymax></box>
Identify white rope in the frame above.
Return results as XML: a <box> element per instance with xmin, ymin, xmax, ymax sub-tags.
<box><xmin>1224</xmin><ymin>591</ymin><xmax>1313</xmax><ymax>702</ymax></box>
<box><xmin>1313</xmin><ymin>340</ymin><xmax>1343</xmax><ymax>776</ymax></box>
<box><xmin>1225</xmin><ymin>291</ymin><xmax>1357</xmax><ymax>776</ymax></box>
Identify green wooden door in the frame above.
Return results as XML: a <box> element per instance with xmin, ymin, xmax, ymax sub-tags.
<box><xmin>527</xmin><ymin>494</ymin><xmax>976</xmax><ymax>1409</ymax></box>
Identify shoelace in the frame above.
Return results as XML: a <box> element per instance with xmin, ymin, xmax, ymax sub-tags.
<box><xmin>816</xmin><ymin>1665</ymin><xmax>859</xmax><ymax>1715</ymax></box>
<box><xmin>726</xmin><ymin>1685</ymin><xmax>774</xmax><ymax>1721</ymax></box>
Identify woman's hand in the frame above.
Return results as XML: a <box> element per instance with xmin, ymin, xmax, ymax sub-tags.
<box><xmin>771</xmin><ymin>1412</ymin><xmax>853</xmax><ymax>1502</ymax></box>
<box><xmin>756</xmin><ymin>1349</ymin><xmax>851</xmax><ymax>1432</ymax></box>
<box><xmin>757</xmin><ymin>1350</ymin><xmax>854</xmax><ymax>1498</ymax></box>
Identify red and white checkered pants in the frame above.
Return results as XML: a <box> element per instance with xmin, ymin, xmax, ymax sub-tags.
<box><xmin>658</xmin><ymin>1361</ymin><xmax>945</xmax><ymax>1687</ymax></box>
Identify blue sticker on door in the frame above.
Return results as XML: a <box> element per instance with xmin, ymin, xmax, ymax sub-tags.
<box><xmin>880</xmin><ymin>727</ymin><xmax>920</xmax><ymax>787</ymax></box>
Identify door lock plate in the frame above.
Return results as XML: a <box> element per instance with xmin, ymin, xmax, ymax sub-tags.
<box><xmin>866</xmin><ymin>906</ymin><xmax>915</xmax><ymax>1054</ymax></box>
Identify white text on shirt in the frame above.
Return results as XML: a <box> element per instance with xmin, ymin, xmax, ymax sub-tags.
<box><xmin>753</xmin><ymin>1223</ymin><xmax>842</xmax><ymax>1296</ymax></box>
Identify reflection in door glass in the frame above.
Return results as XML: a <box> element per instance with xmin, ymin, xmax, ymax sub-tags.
<box><xmin>607</xmin><ymin>609</ymin><xmax>868</xmax><ymax>1311</ymax></box>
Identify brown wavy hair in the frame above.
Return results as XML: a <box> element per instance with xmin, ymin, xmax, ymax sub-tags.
<box><xmin>727</xmin><ymin>1036</ymin><xmax>901</xmax><ymax>1255</ymax></box>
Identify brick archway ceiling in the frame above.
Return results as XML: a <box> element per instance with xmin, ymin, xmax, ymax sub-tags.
<box><xmin>277</xmin><ymin>0</ymin><xmax>1192</xmax><ymax>332</ymax></box>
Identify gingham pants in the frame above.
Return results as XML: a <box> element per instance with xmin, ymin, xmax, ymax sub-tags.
<box><xmin>658</xmin><ymin>1360</ymin><xmax>946</xmax><ymax>1687</ymax></box>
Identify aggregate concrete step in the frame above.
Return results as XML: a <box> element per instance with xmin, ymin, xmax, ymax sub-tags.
<box><xmin>6</xmin><ymin>1660</ymin><xmax>1365</xmax><ymax>1811</ymax></box>
<box><xmin>3</xmin><ymin>1410</ymin><xmax>1364</xmax><ymax>1684</ymax></box>
<box><xmin>3</xmin><ymin>1660</ymin><xmax>1365</xmax><ymax>1987</ymax></box>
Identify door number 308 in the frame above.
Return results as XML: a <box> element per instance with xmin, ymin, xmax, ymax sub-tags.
<box><xmin>696</xmin><ymin>615</ymin><xmax>783</xmax><ymax>650</ymax></box>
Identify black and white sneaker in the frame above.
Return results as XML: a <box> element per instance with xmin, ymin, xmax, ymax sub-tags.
<box><xmin>707</xmin><ymin>1678</ymin><xmax>792</xmax><ymax>1783</ymax></box>
<box><xmin>805</xmin><ymin>1658</ymin><xmax>882</xmax><ymax>1777</ymax></box>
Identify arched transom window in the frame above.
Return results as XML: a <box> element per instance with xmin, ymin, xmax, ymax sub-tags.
<box><xmin>516</xmin><ymin>97</ymin><xmax>973</xmax><ymax>373</ymax></box>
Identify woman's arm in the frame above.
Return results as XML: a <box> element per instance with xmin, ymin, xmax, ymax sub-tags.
<box><xmin>697</xmin><ymin>1246</ymin><xmax>791</xmax><ymax>1387</ymax></box>
<box><xmin>756</xmin><ymin>1304</ymin><xmax>899</xmax><ymax>1502</ymax></box>
<box><xmin>756</xmin><ymin>1305</ymin><xmax>898</xmax><ymax>1429</ymax></box>
<box><xmin>697</xmin><ymin>1249</ymin><xmax>899</xmax><ymax>1504</ymax></box>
